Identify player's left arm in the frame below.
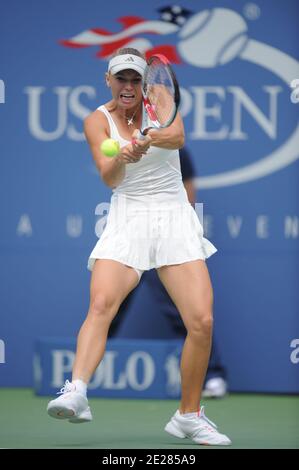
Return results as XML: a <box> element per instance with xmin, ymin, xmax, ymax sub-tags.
<box><xmin>183</xmin><ymin>179</ymin><xmax>196</xmax><ymax>206</ymax></box>
<box><xmin>146</xmin><ymin>112</ymin><xmax>185</xmax><ymax>150</ymax></box>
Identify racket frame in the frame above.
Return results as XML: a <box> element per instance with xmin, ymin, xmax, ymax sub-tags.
<box><xmin>139</xmin><ymin>54</ymin><xmax>180</xmax><ymax>138</ymax></box>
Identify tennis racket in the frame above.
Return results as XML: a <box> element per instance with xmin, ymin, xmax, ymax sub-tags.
<box><xmin>137</xmin><ymin>54</ymin><xmax>180</xmax><ymax>140</ymax></box>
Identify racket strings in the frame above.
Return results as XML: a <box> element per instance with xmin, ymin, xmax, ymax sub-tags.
<box><xmin>145</xmin><ymin>62</ymin><xmax>176</xmax><ymax>127</ymax></box>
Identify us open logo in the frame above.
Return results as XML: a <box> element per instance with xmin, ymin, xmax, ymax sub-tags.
<box><xmin>57</xmin><ymin>6</ymin><xmax>299</xmax><ymax>189</ymax></box>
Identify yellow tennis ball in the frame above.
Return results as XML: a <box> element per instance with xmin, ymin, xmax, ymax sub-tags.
<box><xmin>100</xmin><ymin>138</ymin><xmax>120</xmax><ymax>157</ymax></box>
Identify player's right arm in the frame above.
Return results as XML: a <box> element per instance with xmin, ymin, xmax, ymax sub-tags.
<box><xmin>84</xmin><ymin>110</ymin><xmax>149</xmax><ymax>188</ymax></box>
<box><xmin>84</xmin><ymin>110</ymin><xmax>125</xmax><ymax>188</ymax></box>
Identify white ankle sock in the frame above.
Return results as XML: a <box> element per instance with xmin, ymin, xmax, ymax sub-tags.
<box><xmin>180</xmin><ymin>411</ymin><xmax>199</xmax><ymax>419</ymax></box>
<box><xmin>72</xmin><ymin>379</ymin><xmax>87</xmax><ymax>397</ymax></box>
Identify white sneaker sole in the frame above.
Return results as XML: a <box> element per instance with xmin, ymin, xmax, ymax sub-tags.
<box><xmin>47</xmin><ymin>404</ymin><xmax>92</xmax><ymax>423</ymax></box>
<box><xmin>69</xmin><ymin>407</ymin><xmax>92</xmax><ymax>424</ymax></box>
<box><xmin>165</xmin><ymin>420</ymin><xmax>232</xmax><ymax>446</ymax></box>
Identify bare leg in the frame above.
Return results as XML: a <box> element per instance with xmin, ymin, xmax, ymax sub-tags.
<box><xmin>72</xmin><ymin>260</ymin><xmax>140</xmax><ymax>383</ymax></box>
<box><xmin>157</xmin><ymin>260</ymin><xmax>213</xmax><ymax>414</ymax></box>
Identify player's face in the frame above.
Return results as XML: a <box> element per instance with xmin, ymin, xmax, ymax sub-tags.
<box><xmin>109</xmin><ymin>70</ymin><xmax>142</xmax><ymax>109</ymax></box>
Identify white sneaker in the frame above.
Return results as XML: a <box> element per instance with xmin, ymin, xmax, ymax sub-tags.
<box><xmin>202</xmin><ymin>378</ymin><xmax>228</xmax><ymax>398</ymax></box>
<box><xmin>47</xmin><ymin>380</ymin><xmax>92</xmax><ymax>423</ymax></box>
<box><xmin>165</xmin><ymin>406</ymin><xmax>231</xmax><ymax>446</ymax></box>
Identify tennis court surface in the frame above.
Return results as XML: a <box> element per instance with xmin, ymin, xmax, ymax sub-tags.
<box><xmin>0</xmin><ymin>389</ymin><xmax>298</xmax><ymax>449</ymax></box>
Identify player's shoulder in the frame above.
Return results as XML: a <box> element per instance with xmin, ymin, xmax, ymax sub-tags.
<box><xmin>84</xmin><ymin>108</ymin><xmax>107</xmax><ymax>138</ymax></box>
<box><xmin>84</xmin><ymin>108</ymin><xmax>102</xmax><ymax>127</ymax></box>
<box><xmin>84</xmin><ymin>100</ymin><xmax>114</xmax><ymax>127</ymax></box>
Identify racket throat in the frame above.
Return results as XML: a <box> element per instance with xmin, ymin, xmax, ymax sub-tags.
<box><xmin>144</xmin><ymin>102</ymin><xmax>157</xmax><ymax>122</ymax></box>
<box><xmin>143</xmin><ymin>101</ymin><xmax>159</xmax><ymax>133</ymax></box>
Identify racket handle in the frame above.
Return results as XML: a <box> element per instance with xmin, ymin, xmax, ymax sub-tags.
<box><xmin>136</xmin><ymin>130</ymin><xmax>146</xmax><ymax>140</ymax></box>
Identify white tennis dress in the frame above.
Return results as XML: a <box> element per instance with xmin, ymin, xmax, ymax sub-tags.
<box><xmin>88</xmin><ymin>105</ymin><xmax>217</xmax><ymax>277</ymax></box>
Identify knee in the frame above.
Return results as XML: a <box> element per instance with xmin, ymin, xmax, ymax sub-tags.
<box><xmin>88</xmin><ymin>293</ymin><xmax>115</xmax><ymax>321</ymax></box>
<box><xmin>188</xmin><ymin>310</ymin><xmax>213</xmax><ymax>338</ymax></box>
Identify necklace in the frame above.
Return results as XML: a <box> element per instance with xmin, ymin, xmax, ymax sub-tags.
<box><xmin>126</xmin><ymin>109</ymin><xmax>138</xmax><ymax>126</ymax></box>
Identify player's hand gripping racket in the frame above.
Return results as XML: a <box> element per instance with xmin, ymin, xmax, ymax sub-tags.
<box><xmin>136</xmin><ymin>54</ymin><xmax>180</xmax><ymax>140</ymax></box>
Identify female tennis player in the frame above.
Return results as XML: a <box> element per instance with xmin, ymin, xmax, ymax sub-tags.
<box><xmin>47</xmin><ymin>48</ymin><xmax>231</xmax><ymax>446</ymax></box>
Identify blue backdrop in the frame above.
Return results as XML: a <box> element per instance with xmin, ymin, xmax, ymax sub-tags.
<box><xmin>1</xmin><ymin>0</ymin><xmax>298</xmax><ymax>393</ymax></box>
